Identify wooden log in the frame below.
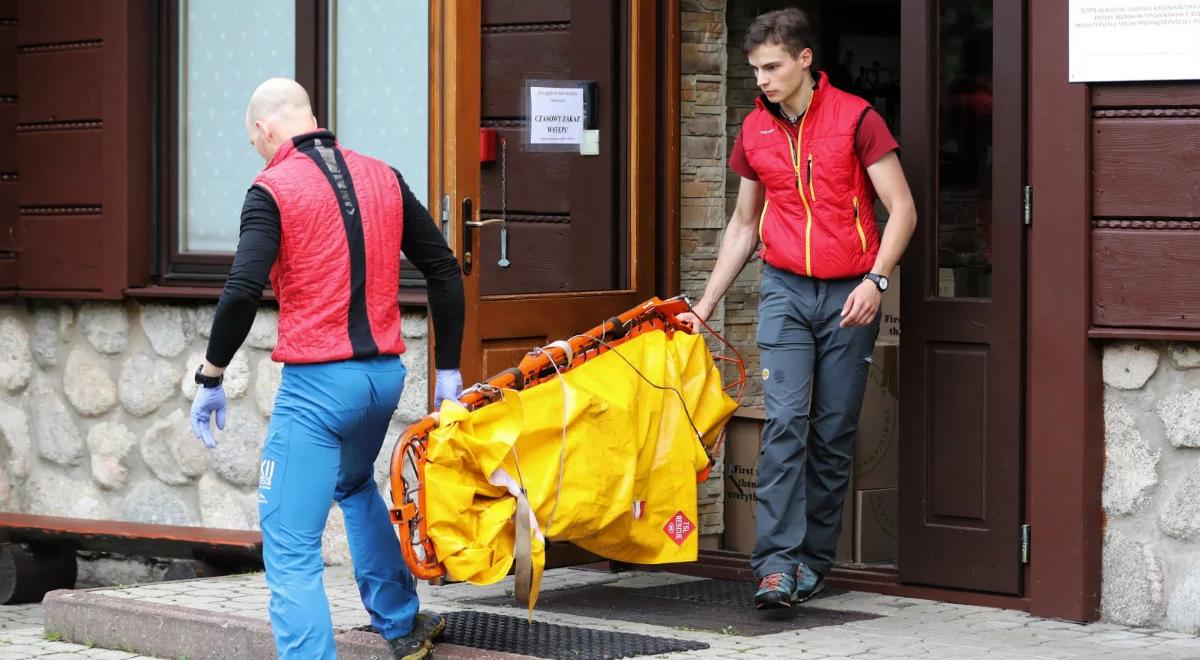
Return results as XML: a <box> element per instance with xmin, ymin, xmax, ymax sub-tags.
<box><xmin>0</xmin><ymin>542</ymin><xmax>76</xmax><ymax>604</ymax></box>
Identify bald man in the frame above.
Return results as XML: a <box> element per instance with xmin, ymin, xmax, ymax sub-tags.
<box><xmin>190</xmin><ymin>78</ymin><xmax>462</xmax><ymax>660</ymax></box>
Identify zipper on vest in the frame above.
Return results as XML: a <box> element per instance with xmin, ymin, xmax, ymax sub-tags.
<box><xmin>771</xmin><ymin>110</ymin><xmax>816</xmax><ymax>277</ymax></box>
<box><xmin>758</xmin><ymin>199</ymin><xmax>770</xmax><ymax>248</ymax></box>
<box><xmin>853</xmin><ymin>196</ymin><xmax>867</xmax><ymax>253</ymax></box>
<box><xmin>807</xmin><ymin>153</ymin><xmax>816</xmax><ymax>201</ymax></box>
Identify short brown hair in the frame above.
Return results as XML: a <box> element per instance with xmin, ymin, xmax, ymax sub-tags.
<box><xmin>741</xmin><ymin>8</ymin><xmax>814</xmax><ymax>59</ymax></box>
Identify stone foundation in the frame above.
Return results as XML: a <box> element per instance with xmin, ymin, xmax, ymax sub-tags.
<box><xmin>0</xmin><ymin>300</ymin><xmax>430</xmax><ymax>566</ymax></box>
<box><xmin>1102</xmin><ymin>340</ymin><xmax>1200</xmax><ymax>632</ymax></box>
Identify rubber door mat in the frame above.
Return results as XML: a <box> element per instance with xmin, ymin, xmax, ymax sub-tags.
<box><xmin>474</xmin><ymin>579</ymin><xmax>882</xmax><ymax>637</ymax></box>
<box><xmin>357</xmin><ymin>611</ymin><xmax>709</xmax><ymax>659</ymax></box>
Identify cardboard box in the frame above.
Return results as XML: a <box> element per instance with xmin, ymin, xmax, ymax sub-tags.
<box><xmin>877</xmin><ymin>266</ymin><xmax>901</xmax><ymax>345</ymax></box>
<box><xmin>854</xmin><ymin>343</ymin><xmax>899</xmax><ymax>491</ymax></box>
<box><xmin>722</xmin><ymin>413</ymin><xmax>854</xmax><ymax>563</ymax></box>
<box><xmin>855</xmin><ymin>488</ymin><xmax>898</xmax><ymax>564</ymax></box>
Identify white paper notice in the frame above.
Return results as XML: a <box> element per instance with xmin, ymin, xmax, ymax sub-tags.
<box><xmin>529</xmin><ymin>86</ymin><xmax>585</xmax><ymax>145</ymax></box>
<box><xmin>1069</xmin><ymin>1</ymin><xmax>1200</xmax><ymax>82</ymax></box>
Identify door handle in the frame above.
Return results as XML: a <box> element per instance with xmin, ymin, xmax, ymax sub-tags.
<box><xmin>461</xmin><ymin>197</ymin><xmax>473</xmax><ymax>274</ymax></box>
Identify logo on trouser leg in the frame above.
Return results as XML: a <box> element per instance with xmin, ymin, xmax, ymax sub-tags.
<box><xmin>259</xmin><ymin>459</ymin><xmax>276</xmax><ymax>490</ymax></box>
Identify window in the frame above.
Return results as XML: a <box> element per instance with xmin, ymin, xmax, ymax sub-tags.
<box><xmin>156</xmin><ymin>0</ymin><xmax>432</xmax><ymax>291</ymax></box>
<box><xmin>330</xmin><ymin>2</ymin><xmax>430</xmax><ymax>207</ymax></box>
<box><xmin>180</xmin><ymin>0</ymin><xmax>296</xmax><ymax>254</ymax></box>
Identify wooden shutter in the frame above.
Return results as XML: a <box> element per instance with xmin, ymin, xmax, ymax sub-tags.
<box><xmin>15</xmin><ymin>0</ymin><xmax>149</xmax><ymax>298</ymax></box>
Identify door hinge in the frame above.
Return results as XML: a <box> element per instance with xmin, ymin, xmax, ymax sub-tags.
<box><xmin>1020</xmin><ymin>523</ymin><xmax>1031</xmax><ymax>564</ymax></box>
<box><xmin>1023</xmin><ymin>185</ymin><xmax>1033</xmax><ymax>226</ymax></box>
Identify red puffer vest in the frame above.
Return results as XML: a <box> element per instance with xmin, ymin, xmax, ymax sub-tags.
<box><xmin>253</xmin><ymin>130</ymin><xmax>406</xmax><ymax>364</ymax></box>
<box><xmin>740</xmin><ymin>73</ymin><xmax>879</xmax><ymax>279</ymax></box>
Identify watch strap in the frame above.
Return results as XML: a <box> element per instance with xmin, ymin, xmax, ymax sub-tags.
<box><xmin>194</xmin><ymin>364</ymin><xmax>223</xmax><ymax>388</ymax></box>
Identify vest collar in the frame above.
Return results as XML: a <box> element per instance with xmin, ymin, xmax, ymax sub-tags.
<box><xmin>754</xmin><ymin>71</ymin><xmax>828</xmax><ymax>119</ymax></box>
<box><xmin>264</xmin><ymin>129</ymin><xmax>338</xmax><ymax>169</ymax></box>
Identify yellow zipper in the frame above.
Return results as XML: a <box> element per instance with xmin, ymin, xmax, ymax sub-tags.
<box><xmin>807</xmin><ymin>153</ymin><xmax>816</xmax><ymax>200</ymax></box>
<box><xmin>757</xmin><ymin>199</ymin><xmax>770</xmax><ymax>246</ymax></box>
<box><xmin>771</xmin><ymin>109</ymin><xmax>816</xmax><ymax>276</ymax></box>
<box><xmin>853</xmin><ymin>196</ymin><xmax>867</xmax><ymax>252</ymax></box>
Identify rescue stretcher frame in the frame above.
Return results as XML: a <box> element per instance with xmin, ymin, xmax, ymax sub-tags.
<box><xmin>388</xmin><ymin>296</ymin><xmax>745</xmax><ymax>582</ymax></box>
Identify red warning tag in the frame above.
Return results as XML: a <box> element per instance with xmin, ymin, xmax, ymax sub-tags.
<box><xmin>663</xmin><ymin>511</ymin><xmax>695</xmax><ymax>546</ymax></box>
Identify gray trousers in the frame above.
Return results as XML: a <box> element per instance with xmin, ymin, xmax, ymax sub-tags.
<box><xmin>751</xmin><ymin>264</ymin><xmax>880</xmax><ymax>579</ymax></box>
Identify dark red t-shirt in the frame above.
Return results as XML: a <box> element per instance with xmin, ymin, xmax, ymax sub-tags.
<box><xmin>729</xmin><ymin>107</ymin><xmax>898</xmax><ymax>181</ymax></box>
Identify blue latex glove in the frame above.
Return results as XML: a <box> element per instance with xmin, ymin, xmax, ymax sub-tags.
<box><xmin>190</xmin><ymin>385</ymin><xmax>228</xmax><ymax>449</ymax></box>
<box><xmin>434</xmin><ymin>369</ymin><xmax>463</xmax><ymax>411</ymax></box>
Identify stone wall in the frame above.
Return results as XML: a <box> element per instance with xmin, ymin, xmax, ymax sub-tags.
<box><xmin>681</xmin><ymin>0</ymin><xmax>729</xmax><ymax>540</ymax></box>
<box><xmin>0</xmin><ymin>300</ymin><xmax>429</xmax><ymax>567</ymax></box>
<box><xmin>1101</xmin><ymin>340</ymin><xmax>1200</xmax><ymax>632</ymax></box>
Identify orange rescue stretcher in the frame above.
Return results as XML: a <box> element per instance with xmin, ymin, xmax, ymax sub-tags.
<box><xmin>388</xmin><ymin>296</ymin><xmax>744</xmax><ymax>609</ymax></box>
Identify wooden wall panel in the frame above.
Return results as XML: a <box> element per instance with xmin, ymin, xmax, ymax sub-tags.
<box><xmin>1093</xmin><ymin>118</ymin><xmax>1200</xmax><ymax>219</ymax></box>
<box><xmin>1090</xmin><ymin>81</ymin><xmax>1200</xmax><ymax>334</ymax></box>
<box><xmin>1093</xmin><ymin>229</ymin><xmax>1200</xmax><ymax>328</ymax></box>
<box><xmin>17</xmin><ymin>129</ymin><xmax>103</xmax><ymax>206</ymax></box>
<box><xmin>483</xmin><ymin>0</ymin><xmax>570</xmax><ymax>25</ymax></box>
<box><xmin>1093</xmin><ymin>83</ymin><xmax>1200</xmax><ymax>108</ymax></box>
<box><xmin>18</xmin><ymin>47</ymin><xmax>102</xmax><ymax>122</ymax></box>
<box><xmin>17</xmin><ymin>213</ymin><xmax>103</xmax><ymax>290</ymax></box>
<box><xmin>16</xmin><ymin>0</ymin><xmax>102</xmax><ymax>46</ymax></box>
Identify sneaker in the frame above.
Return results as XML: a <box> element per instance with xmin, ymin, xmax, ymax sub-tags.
<box><xmin>386</xmin><ymin>611</ymin><xmax>446</xmax><ymax>660</ymax></box>
<box><xmin>793</xmin><ymin>563</ymin><xmax>824</xmax><ymax>603</ymax></box>
<box><xmin>754</xmin><ymin>572</ymin><xmax>797</xmax><ymax>609</ymax></box>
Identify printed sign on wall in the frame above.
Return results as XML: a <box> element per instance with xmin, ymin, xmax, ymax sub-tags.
<box><xmin>1069</xmin><ymin>1</ymin><xmax>1200</xmax><ymax>82</ymax></box>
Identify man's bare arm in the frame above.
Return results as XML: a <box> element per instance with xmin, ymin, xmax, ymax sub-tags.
<box><xmin>681</xmin><ymin>177</ymin><xmax>765</xmax><ymax>328</ymax></box>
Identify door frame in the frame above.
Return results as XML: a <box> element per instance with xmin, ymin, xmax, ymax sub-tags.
<box><xmin>678</xmin><ymin>0</ymin><xmax>1102</xmax><ymax>622</ymax></box>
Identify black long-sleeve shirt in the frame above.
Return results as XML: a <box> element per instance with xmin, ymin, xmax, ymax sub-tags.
<box><xmin>206</xmin><ymin>169</ymin><xmax>464</xmax><ymax>370</ymax></box>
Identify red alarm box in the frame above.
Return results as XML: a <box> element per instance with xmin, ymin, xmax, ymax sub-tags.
<box><xmin>480</xmin><ymin>128</ymin><xmax>497</xmax><ymax>163</ymax></box>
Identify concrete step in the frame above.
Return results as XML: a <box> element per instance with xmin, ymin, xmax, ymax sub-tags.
<box><xmin>43</xmin><ymin>588</ymin><xmax>530</xmax><ymax>660</ymax></box>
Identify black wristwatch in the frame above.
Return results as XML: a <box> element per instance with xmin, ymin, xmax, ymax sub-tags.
<box><xmin>194</xmin><ymin>364</ymin><xmax>223</xmax><ymax>388</ymax></box>
<box><xmin>864</xmin><ymin>272</ymin><xmax>890</xmax><ymax>292</ymax></box>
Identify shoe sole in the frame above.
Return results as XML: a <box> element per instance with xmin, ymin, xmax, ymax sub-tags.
<box><xmin>398</xmin><ymin>639</ymin><xmax>432</xmax><ymax>660</ymax></box>
<box><xmin>792</xmin><ymin>580</ymin><xmax>825</xmax><ymax>604</ymax></box>
<box><xmin>754</xmin><ymin>593</ymin><xmax>792</xmax><ymax>610</ymax></box>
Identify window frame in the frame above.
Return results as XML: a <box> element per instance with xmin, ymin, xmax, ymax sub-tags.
<box><xmin>152</xmin><ymin>0</ymin><xmax>427</xmax><ymax>298</ymax></box>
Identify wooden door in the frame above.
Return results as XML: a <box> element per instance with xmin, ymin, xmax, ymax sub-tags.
<box><xmin>897</xmin><ymin>0</ymin><xmax>1025</xmax><ymax>594</ymax></box>
<box><xmin>436</xmin><ymin>0</ymin><xmax>659</xmax><ymax>388</ymax></box>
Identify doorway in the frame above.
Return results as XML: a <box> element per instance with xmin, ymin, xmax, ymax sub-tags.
<box><xmin>718</xmin><ymin>0</ymin><xmax>1026</xmax><ymax>596</ymax></box>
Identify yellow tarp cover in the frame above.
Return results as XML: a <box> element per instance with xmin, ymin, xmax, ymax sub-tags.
<box><xmin>424</xmin><ymin>329</ymin><xmax>737</xmax><ymax>607</ymax></box>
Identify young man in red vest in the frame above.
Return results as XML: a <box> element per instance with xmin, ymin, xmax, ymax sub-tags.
<box><xmin>679</xmin><ymin>8</ymin><xmax>916</xmax><ymax>609</ymax></box>
<box><xmin>189</xmin><ymin>78</ymin><xmax>463</xmax><ymax>659</ymax></box>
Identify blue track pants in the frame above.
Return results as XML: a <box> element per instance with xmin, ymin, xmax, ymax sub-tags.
<box><xmin>258</xmin><ymin>356</ymin><xmax>419</xmax><ymax>659</ymax></box>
